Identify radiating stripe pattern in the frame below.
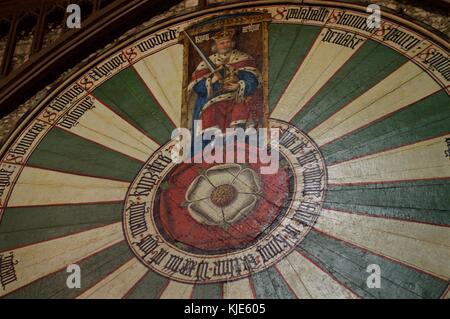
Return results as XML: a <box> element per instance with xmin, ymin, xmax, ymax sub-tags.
<box><xmin>297</xmin><ymin>230</ymin><xmax>448</xmax><ymax>299</ymax></box>
<box><xmin>0</xmin><ymin>6</ymin><xmax>449</xmax><ymax>300</ymax></box>
<box><xmin>0</xmin><ymin>223</ymin><xmax>124</xmax><ymax>297</ymax></box>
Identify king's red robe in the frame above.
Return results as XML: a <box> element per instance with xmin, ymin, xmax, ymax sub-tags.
<box><xmin>189</xmin><ymin>49</ymin><xmax>263</xmax><ymax>134</ymax></box>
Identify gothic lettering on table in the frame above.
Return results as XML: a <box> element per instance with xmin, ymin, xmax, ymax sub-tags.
<box><xmin>0</xmin><ymin>252</ymin><xmax>18</xmax><ymax>290</ymax></box>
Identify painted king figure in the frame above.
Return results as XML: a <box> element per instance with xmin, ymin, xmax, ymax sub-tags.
<box><xmin>188</xmin><ymin>28</ymin><xmax>264</xmax><ymax>135</ymax></box>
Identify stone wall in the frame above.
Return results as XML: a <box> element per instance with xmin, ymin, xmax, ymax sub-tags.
<box><xmin>368</xmin><ymin>0</ymin><xmax>449</xmax><ymax>36</ymax></box>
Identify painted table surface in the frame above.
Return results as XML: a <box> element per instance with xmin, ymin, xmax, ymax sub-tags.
<box><xmin>0</xmin><ymin>1</ymin><xmax>449</xmax><ymax>299</ymax></box>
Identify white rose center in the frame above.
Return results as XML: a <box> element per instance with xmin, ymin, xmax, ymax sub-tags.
<box><xmin>210</xmin><ymin>184</ymin><xmax>237</xmax><ymax>207</ymax></box>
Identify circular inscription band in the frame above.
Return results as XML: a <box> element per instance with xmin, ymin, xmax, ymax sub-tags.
<box><xmin>123</xmin><ymin>119</ymin><xmax>327</xmax><ymax>283</ymax></box>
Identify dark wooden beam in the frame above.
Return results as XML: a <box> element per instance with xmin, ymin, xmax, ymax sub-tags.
<box><xmin>30</xmin><ymin>1</ymin><xmax>47</xmax><ymax>54</ymax></box>
<box><xmin>93</xmin><ymin>0</ymin><xmax>101</xmax><ymax>12</ymax></box>
<box><xmin>0</xmin><ymin>12</ymin><xmax>18</xmax><ymax>77</ymax></box>
<box><xmin>198</xmin><ymin>0</ymin><xmax>207</xmax><ymax>10</ymax></box>
<box><xmin>0</xmin><ymin>0</ymin><xmax>181</xmax><ymax>117</ymax></box>
<box><xmin>0</xmin><ymin>0</ymin><xmax>59</xmax><ymax>17</ymax></box>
